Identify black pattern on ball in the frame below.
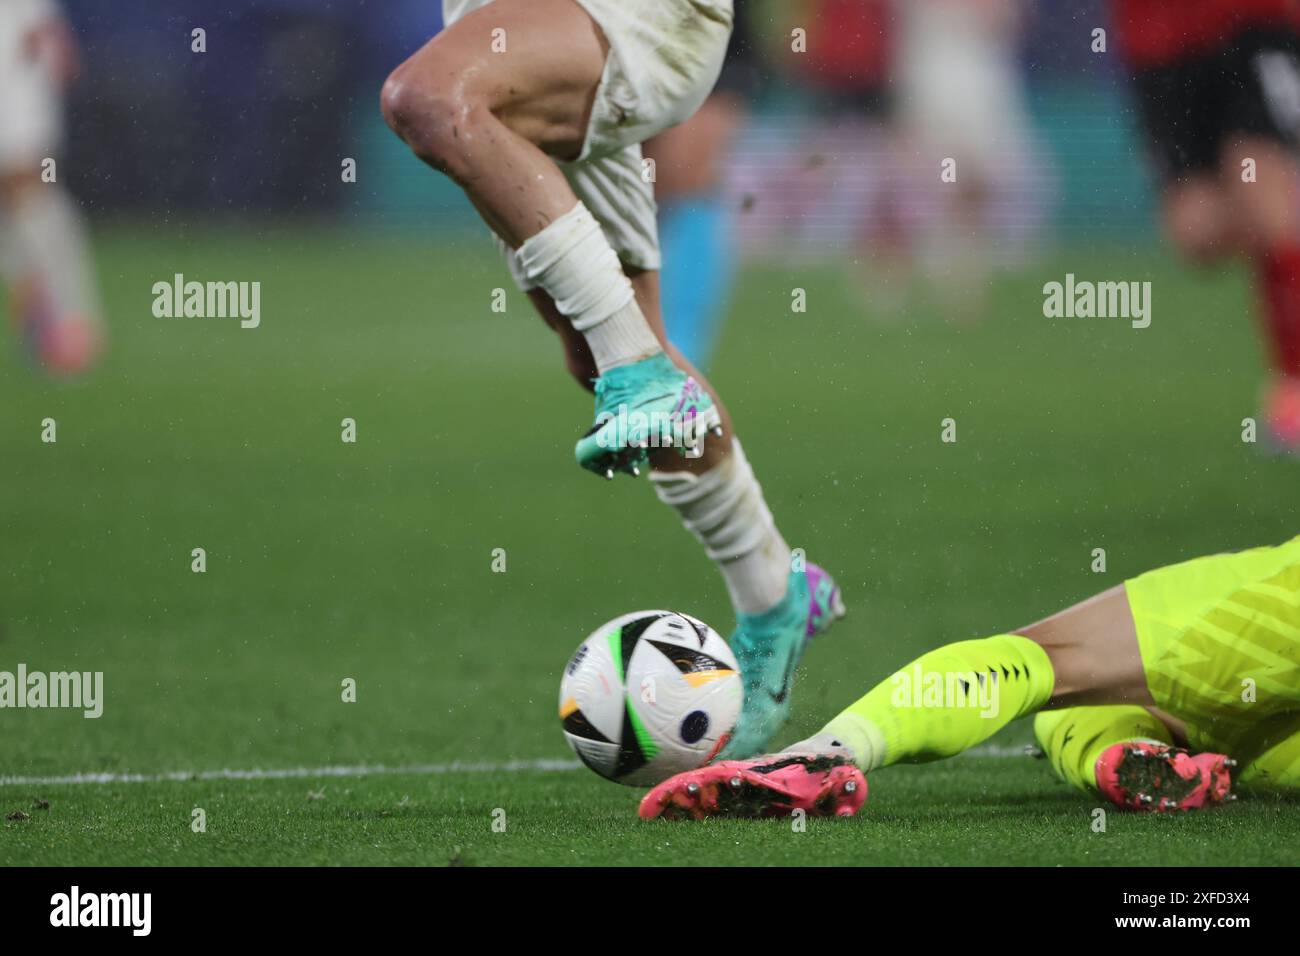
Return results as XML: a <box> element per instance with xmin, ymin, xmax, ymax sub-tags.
<box><xmin>680</xmin><ymin>710</ymin><xmax>709</xmax><ymax>744</ymax></box>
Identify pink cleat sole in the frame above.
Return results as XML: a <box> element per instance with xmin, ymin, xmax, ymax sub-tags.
<box><xmin>639</xmin><ymin>753</ymin><xmax>867</xmax><ymax>821</ymax></box>
<box><xmin>1095</xmin><ymin>741</ymin><xmax>1235</xmax><ymax>812</ymax></box>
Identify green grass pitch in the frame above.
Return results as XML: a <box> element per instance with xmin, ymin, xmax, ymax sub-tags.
<box><xmin>2</xmin><ymin>227</ymin><xmax>1298</xmax><ymax>866</ymax></box>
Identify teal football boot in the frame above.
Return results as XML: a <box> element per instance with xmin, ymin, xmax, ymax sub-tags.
<box><xmin>720</xmin><ymin>562</ymin><xmax>846</xmax><ymax>759</ymax></box>
<box><xmin>576</xmin><ymin>353</ymin><xmax>723</xmax><ymax>479</ymax></box>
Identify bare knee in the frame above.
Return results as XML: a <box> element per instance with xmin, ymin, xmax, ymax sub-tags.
<box><xmin>1162</xmin><ymin>183</ymin><xmax>1231</xmax><ymax>265</ymax></box>
<box><xmin>380</xmin><ymin>65</ymin><xmax>479</xmax><ymax>181</ymax></box>
<box><xmin>1221</xmin><ymin>139</ymin><xmax>1300</xmax><ymax>255</ymax></box>
<box><xmin>1012</xmin><ymin>585</ymin><xmax>1153</xmax><ymax>708</ymax></box>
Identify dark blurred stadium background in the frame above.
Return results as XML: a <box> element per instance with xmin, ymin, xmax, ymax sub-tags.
<box><xmin>61</xmin><ymin>0</ymin><xmax>1149</xmax><ymax>242</ymax></box>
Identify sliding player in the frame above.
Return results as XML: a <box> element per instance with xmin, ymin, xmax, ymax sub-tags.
<box><xmin>641</xmin><ymin>535</ymin><xmax>1300</xmax><ymax>819</ymax></box>
<box><xmin>1112</xmin><ymin>0</ymin><xmax>1300</xmax><ymax>453</ymax></box>
<box><xmin>381</xmin><ymin>0</ymin><xmax>843</xmax><ymax>756</ymax></box>
<box><xmin>0</xmin><ymin>0</ymin><xmax>102</xmax><ymax>375</ymax></box>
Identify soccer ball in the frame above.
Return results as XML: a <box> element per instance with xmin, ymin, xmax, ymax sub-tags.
<box><xmin>558</xmin><ymin>610</ymin><xmax>742</xmax><ymax>787</ymax></box>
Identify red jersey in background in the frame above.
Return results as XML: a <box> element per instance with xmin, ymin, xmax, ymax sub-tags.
<box><xmin>1112</xmin><ymin>0</ymin><xmax>1300</xmax><ymax>67</ymax></box>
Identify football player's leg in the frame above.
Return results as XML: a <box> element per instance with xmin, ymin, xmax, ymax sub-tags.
<box><xmin>642</xmin><ymin>631</ymin><xmax>1056</xmax><ymax>820</ymax></box>
<box><xmin>531</xmin><ymin>263</ymin><xmax>842</xmax><ymax>758</ymax></box>
<box><xmin>382</xmin><ymin>0</ymin><xmax>731</xmax><ymax>471</ymax></box>
<box><xmin>781</xmin><ymin>584</ymin><xmax>1150</xmax><ymax>774</ymax></box>
<box><xmin>382</xmin><ymin>0</ymin><xmax>607</xmax><ymax>244</ymax></box>
<box><xmin>1236</xmin><ymin>710</ymin><xmax>1300</xmax><ymax>791</ymax></box>
<box><xmin>646</xmin><ymin>537</ymin><xmax>1300</xmax><ymax>819</ymax></box>
<box><xmin>644</xmin><ymin>592</ymin><xmax>1167</xmax><ymax>819</ymax></box>
<box><xmin>630</xmin><ymin>268</ymin><xmax>842</xmax><ymax>758</ymax></box>
<box><xmin>808</xmin><ymin>536</ymin><xmax>1300</xmax><ymax>772</ymax></box>
<box><xmin>554</xmin><ymin>149</ymin><xmax>727</xmax><ymax>477</ymax></box>
<box><xmin>795</xmin><ymin>632</ymin><xmax>1061</xmax><ymax>771</ymax></box>
<box><xmin>0</xmin><ymin>7</ymin><xmax>102</xmax><ymax>375</ymax></box>
<box><xmin>515</xmin><ymin>148</ymin><xmax>819</xmax><ymax>677</ymax></box>
<box><xmin>1130</xmin><ymin>35</ymin><xmax>1300</xmax><ymax>449</ymax></box>
<box><xmin>1034</xmin><ymin>706</ymin><xmax>1175</xmax><ymax>794</ymax></box>
<box><xmin>1221</xmin><ymin>138</ymin><xmax>1300</xmax><ymax>451</ymax></box>
<box><xmin>643</xmin><ymin>1</ymin><xmax>754</xmax><ymax>370</ymax></box>
<box><xmin>0</xmin><ymin>172</ymin><xmax>103</xmax><ymax>373</ymax></box>
<box><xmin>1158</xmin><ymin>177</ymin><xmax>1232</xmax><ymax>266</ymax></box>
<box><xmin>1215</xmin><ymin>24</ymin><xmax>1300</xmax><ymax>452</ymax></box>
<box><xmin>1034</xmin><ymin>705</ymin><xmax>1233</xmax><ymax>811</ymax></box>
<box><xmin>1056</xmin><ymin>534</ymin><xmax>1300</xmax><ymax>809</ymax></box>
<box><xmin>531</xmin><ymin>264</ymin><xmax>738</xmax><ymax>447</ymax></box>
<box><xmin>644</xmin><ymin>93</ymin><xmax>745</xmax><ymax>371</ymax></box>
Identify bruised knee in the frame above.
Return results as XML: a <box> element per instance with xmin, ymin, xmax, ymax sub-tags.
<box><xmin>380</xmin><ymin>65</ymin><xmax>483</xmax><ymax>182</ymax></box>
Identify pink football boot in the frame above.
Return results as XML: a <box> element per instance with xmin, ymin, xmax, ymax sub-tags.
<box><xmin>639</xmin><ymin>753</ymin><xmax>866</xmax><ymax>821</ymax></box>
<box><xmin>14</xmin><ymin>279</ymin><xmax>102</xmax><ymax>377</ymax></box>
<box><xmin>1095</xmin><ymin>741</ymin><xmax>1235</xmax><ymax>812</ymax></box>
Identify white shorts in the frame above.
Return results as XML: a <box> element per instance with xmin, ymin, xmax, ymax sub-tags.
<box><xmin>441</xmin><ymin>0</ymin><xmax>733</xmax><ymax>283</ymax></box>
<box><xmin>0</xmin><ymin>0</ymin><xmax>61</xmax><ymax>170</ymax></box>
<box><xmin>896</xmin><ymin>0</ymin><xmax>1032</xmax><ymax>181</ymax></box>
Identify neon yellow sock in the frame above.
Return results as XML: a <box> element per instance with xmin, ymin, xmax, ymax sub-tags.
<box><xmin>1033</xmin><ymin>706</ymin><xmax>1172</xmax><ymax>794</ymax></box>
<box><xmin>817</xmin><ymin>634</ymin><xmax>1054</xmax><ymax>771</ymax></box>
<box><xmin>1236</xmin><ymin>711</ymin><xmax>1300</xmax><ymax>791</ymax></box>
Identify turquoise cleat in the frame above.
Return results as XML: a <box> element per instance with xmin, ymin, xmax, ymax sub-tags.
<box><xmin>720</xmin><ymin>562</ymin><xmax>846</xmax><ymax>759</ymax></box>
<box><xmin>576</xmin><ymin>353</ymin><xmax>722</xmax><ymax>479</ymax></box>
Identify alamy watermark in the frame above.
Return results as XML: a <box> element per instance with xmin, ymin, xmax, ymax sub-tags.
<box><xmin>50</xmin><ymin>886</ymin><xmax>150</xmax><ymax>936</ymax></box>
<box><xmin>890</xmin><ymin>663</ymin><xmax>1000</xmax><ymax>718</ymax></box>
<box><xmin>1043</xmin><ymin>273</ymin><xmax>1151</xmax><ymax>329</ymax></box>
<box><xmin>594</xmin><ymin>404</ymin><xmax>715</xmax><ymax>456</ymax></box>
<box><xmin>0</xmin><ymin>664</ymin><xmax>103</xmax><ymax>718</ymax></box>
<box><xmin>152</xmin><ymin>273</ymin><xmax>261</xmax><ymax>328</ymax></box>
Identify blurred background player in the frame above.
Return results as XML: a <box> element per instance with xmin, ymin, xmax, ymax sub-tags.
<box><xmin>0</xmin><ymin>0</ymin><xmax>102</xmax><ymax>375</ymax></box>
<box><xmin>781</xmin><ymin>0</ymin><xmax>898</xmax><ymax>319</ymax></box>
<box><xmin>642</xmin><ymin>534</ymin><xmax>1300</xmax><ymax>820</ymax></box>
<box><xmin>891</xmin><ymin>0</ymin><xmax>1041</xmax><ymax>323</ymax></box>
<box><xmin>1112</xmin><ymin>0</ymin><xmax>1300</xmax><ymax>453</ymax></box>
<box><xmin>724</xmin><ymin>0</ymin><xmax>1049</xmax><ymax>325</ymax></box>
<box><xmin>641</xmin><ymin>4</ymin><xmax>759</xmax><ymax>372</ymax></box>
<box><xmin>382</xmin><ymin>0</ymin><xmax>845</xmax><ymax>757</ymax></box>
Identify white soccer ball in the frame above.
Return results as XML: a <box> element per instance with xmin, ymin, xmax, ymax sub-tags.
<box><xmin>558</xmin><ymin>610</ymin><xmax>742</xmax><ymax>787</ymax></box>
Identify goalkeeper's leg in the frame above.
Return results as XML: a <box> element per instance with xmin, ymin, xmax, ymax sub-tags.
<box><xmin>642</xmin><ymin>536</ymin><xmax>1300</xmax><ymax>820</ymax></box>
<box><xmin>805</xmin><ymin>534</ymin><xmax>1300</xmax><ymax>778</ymax></box>
<box><xmin>641</xmin><ymin>630</ymin><xmax>1061</xmax><ymax>820</ymax></box>
<box><xmin>797</xmin><ymin>584</ymin><xmax>1154</xmax><ymax>773</ymax></box>
<box><xmin>642</xmin><ymin>581</ymin><xmax>1148</xmax><ymax>820</ymax></box>
<box><xmin>1237</xmin><ymin>711</ymin><xmax>1300</xmax><ymax>790</ymax></box>
<box><xmin>1033</xmin><ymin>706</ymin><xmax>1233</xmax><ymax>811</ymax></box>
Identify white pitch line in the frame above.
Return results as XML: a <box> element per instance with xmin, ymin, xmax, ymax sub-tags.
<box><xmin>0</xmin><ymin>748</ymin><xmax>1032</xmax><ymax>788</ymax></box>
<box><xmin>0</xmin><ymin>758</ymin><xmax>582</xmax><ymax>788</ymax></box>
<box><xmin>964</xmin><ymin>744</ymin><xmax>1039</xmax><ymax>759</ymax></box>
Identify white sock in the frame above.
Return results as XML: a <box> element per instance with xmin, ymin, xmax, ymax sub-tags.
<box><xmin>649</xmin><ymin>440</ymin><xmax>791</xmax><ymax>615</ymax></box>
<box><xmin>514</xmin><ymin>202</ymin><xmax>660</xmax><ymax>372</ymax></box>
<box><xmin>6</xmin><ymin>186</ymin><xmax>101</xmax><ymax>324</ymax></box>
